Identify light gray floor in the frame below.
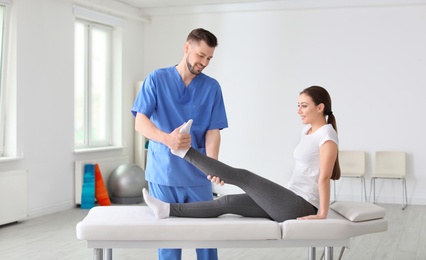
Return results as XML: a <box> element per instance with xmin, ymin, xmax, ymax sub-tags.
<box><xmin>0</xmin><ymin>203</ymin><xmax>425</xmax><ymax>260</ymax></box>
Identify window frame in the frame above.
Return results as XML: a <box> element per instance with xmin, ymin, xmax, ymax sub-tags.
<box><xmin>74</xmin><ymin>19</ymin><xmax>113</xmax><ymax>149</ymax></box>
<box><xmin>73</xmin><ymin>6</ymin><xmax>124</xmax><ymax>153</ymax></box>
<box><xmin>0</xmin><ymin>1</ymin><xmax>12</xmax><ymax>158</ymax></box>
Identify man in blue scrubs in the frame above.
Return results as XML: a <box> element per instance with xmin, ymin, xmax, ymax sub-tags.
<box><xmin>132</xmin><ymin>28</ymin><xmax>228</xmax><ymax>260</ymax></box>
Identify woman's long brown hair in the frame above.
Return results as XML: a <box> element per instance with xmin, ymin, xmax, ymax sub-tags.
<box><xmin>300</xmin><ymin>86</ymin><xmax>341</xmax><ymax>180</ymax></box>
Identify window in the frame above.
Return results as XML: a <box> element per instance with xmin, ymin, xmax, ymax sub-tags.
<box><xmin>74</xmin><ymin>20</ymin><xmax>114</xmax><ymax>149</ymax></box>
<box><xmin>0</xmin><ymin>3</ymin><xmax>8</xmax><ymax>157</ymax></box>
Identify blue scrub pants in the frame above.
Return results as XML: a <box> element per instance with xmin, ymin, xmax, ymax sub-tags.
<box><xmin>148</xmin><ymin>182</ymin><xmax>218</xmax><ymax>260</ymax></box>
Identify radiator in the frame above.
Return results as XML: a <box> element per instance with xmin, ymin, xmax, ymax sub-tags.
<box><xmin>0</xmin><ymin>170</ymin><xmax>28</xmax><ymax>225</ymax></box>
<box><xmin>74</xmin><ymin>156</ymin><xmax>129</xmax><ymax>205</ymax></box>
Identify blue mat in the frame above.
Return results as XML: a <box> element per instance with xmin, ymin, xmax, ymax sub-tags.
<box><xmin>81</xmin><ymin>164</ymin><xmax>95</xmax><ymax>209</ymax></box>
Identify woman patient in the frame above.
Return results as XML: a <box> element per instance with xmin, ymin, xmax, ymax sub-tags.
<box><xmin>143</xmin><ymin>85</ymin><xmax>340</xmax><ymax>222</ymax></box>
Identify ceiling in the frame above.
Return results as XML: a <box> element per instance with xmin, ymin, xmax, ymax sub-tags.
<box><xmin>115</xmin><ymin>0</ymin><xmax>274</xmax><ymax>9</ymax></box>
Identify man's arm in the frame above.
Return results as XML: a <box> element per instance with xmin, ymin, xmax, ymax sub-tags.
<box><xmin>205</xmin><ymin>129</ymin><xmax>221</xmax><ymax>160</ymax></box>
<box><xmin>135</xmin><ymin>112</ymin><xmax>191</xmax><ymax>151</ymax></box>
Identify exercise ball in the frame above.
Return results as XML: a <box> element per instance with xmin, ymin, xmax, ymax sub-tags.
<box><xmin>108</xmin><ymin>163</ymin><xmax>146</xmax><ymax>204</ymax></box>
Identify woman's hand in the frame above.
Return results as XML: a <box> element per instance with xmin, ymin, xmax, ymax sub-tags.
<box><xmin>207</xmin><ymin>175</ymin><xmax>225</xmax><ymax>186</ymax></box>
<box><xmin>297</xmin><ymin>214</ymin><xmax>326</xmax><ymax>220</ymax></box>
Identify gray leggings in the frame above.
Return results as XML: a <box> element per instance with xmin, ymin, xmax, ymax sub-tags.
<box><xmin>170</xmin><ymin>148</ymin><xmax>317</xmax><ymax>222</ymax></box>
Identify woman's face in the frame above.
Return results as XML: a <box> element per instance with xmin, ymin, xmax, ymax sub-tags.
<box><xmin>297</xmin><ymin>93</ymin><xmax>323</xmax><ymax>125</ymax></box>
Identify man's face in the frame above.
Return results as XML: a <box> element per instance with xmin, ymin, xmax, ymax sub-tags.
<box><xmin>185</xmin><ymin>40</ymin><xmax>215</xmax><ymax>75</ymax></box>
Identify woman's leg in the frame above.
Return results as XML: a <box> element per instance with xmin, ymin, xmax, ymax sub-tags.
<box><xmin>182</xmin><ymin>148</ymin><xmax>316</xmax><ymax>222</ymax></box>
<box><xmin>143</xmin><ymin>190</ymin><xmax>270</xmax><ymax>219</ymax></box>
<box><xmin>171</xmin><ymin>193</ymin><xmax>271</xmax><ymax>219</ymax></box>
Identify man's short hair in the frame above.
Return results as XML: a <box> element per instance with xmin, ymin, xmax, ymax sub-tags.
<box><xmin>187</xmin><ymin>28</ymin><xmax>218</xmax><ymax>48</ymax></box>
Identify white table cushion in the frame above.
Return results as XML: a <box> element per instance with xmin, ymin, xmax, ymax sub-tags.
<box><xmin>280</xmin><ymin>209</ymin><xmax>387</xmax><ymax>240</ymax></box>
<box><xmin>76</xmin><ymin>206</ymin><xmax>281</xmax><ymax>241</ymax></box>
<box><xmin>330</xmin><ymin>201</ymin><xmax>386</xmax><ymax>222</ymax></box>
<box><xmin>77</xmin><ymin>203</ymin><xmax>388</xmax><ymax>242</ymax></box>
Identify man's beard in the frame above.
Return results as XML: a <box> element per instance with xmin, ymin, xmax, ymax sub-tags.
<box><xmin>186</xmin><ymin>57</ymin><xmax>201</xmax><ymax>75</ymax></box>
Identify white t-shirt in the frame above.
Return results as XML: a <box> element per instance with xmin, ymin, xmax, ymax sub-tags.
<box><xmin>287</xmin><ymin>124</ymin><xmax>338</xmax><ymax>209</ymax></box>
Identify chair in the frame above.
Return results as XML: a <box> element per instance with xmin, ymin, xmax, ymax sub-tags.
<box><xmin>333</xmin><ymin>151</ymin><xmax>367</xmax><ymax>202</ymax></box>
<box><xmin>370</xmin><ymin>151</ymin><xmax>407</xmax><ymax>210</ymax></box>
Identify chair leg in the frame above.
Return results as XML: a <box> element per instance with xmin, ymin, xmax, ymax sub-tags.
<box><xmin>371</xmin><ymin>177</ymin><xmax>407</xmax><ymax>209</ymax></box>
<box><xmin>402</xmin><ymin>178</ymin><xmax>408</xmax><ymax>210</ymax></box>
<box><xmin>361</xmin><ymin>176</ymin><xmax>367</xmax><ymax>202</ymax></box>
<box><xmin>370</xmin><ymin>178</ymin><xmax>376</xmax><ymax>203</ymax></box>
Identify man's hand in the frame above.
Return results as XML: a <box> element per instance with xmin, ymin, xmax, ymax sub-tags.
<box><xmin>166</xmin><ymin>124</ymin><xmax>191</xmax><ymax>150</ymax></box>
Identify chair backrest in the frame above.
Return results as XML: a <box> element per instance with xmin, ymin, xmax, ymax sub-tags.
<box><xmin>339</xmin><ymin>151</ymin><xmax>365</xmax><ymax>177</ymax></box>
<box><xmin>374</xmin><ymin>151</ymin><xmax>406</xmax><ymax>178</ymax></box>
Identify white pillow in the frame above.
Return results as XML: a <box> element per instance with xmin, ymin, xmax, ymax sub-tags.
<box><xmin>330</xmin><ymin>201</ymin><xmax>385</xmax><ymax>222</ymax></box>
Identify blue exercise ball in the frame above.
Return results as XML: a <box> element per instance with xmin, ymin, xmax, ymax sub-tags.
<box><xmin>108</xmin><ymin>163</ymin><xmax>146</xmax><ymax>204</ymax></box>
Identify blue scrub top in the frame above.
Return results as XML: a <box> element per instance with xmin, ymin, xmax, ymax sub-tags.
<box><xmin>132</xmin><ymin>66</ymin><xmax>228</xmax><ymax>187</ymax></box>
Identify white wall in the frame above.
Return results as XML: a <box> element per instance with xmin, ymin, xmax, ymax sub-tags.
<box><xmin>142</xmin><ymin>1</ymin><xmax>426</xmax><ymax>205</ymax></box>
<box><xmin>1</xmin><ymin>0</ymin><xmax>425</xmax><ymax>219</ymax></box>
<box><xmin>0</xmin><ymin>0</ymin><xmax>145</xmax><ymax>218</ymax></box>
